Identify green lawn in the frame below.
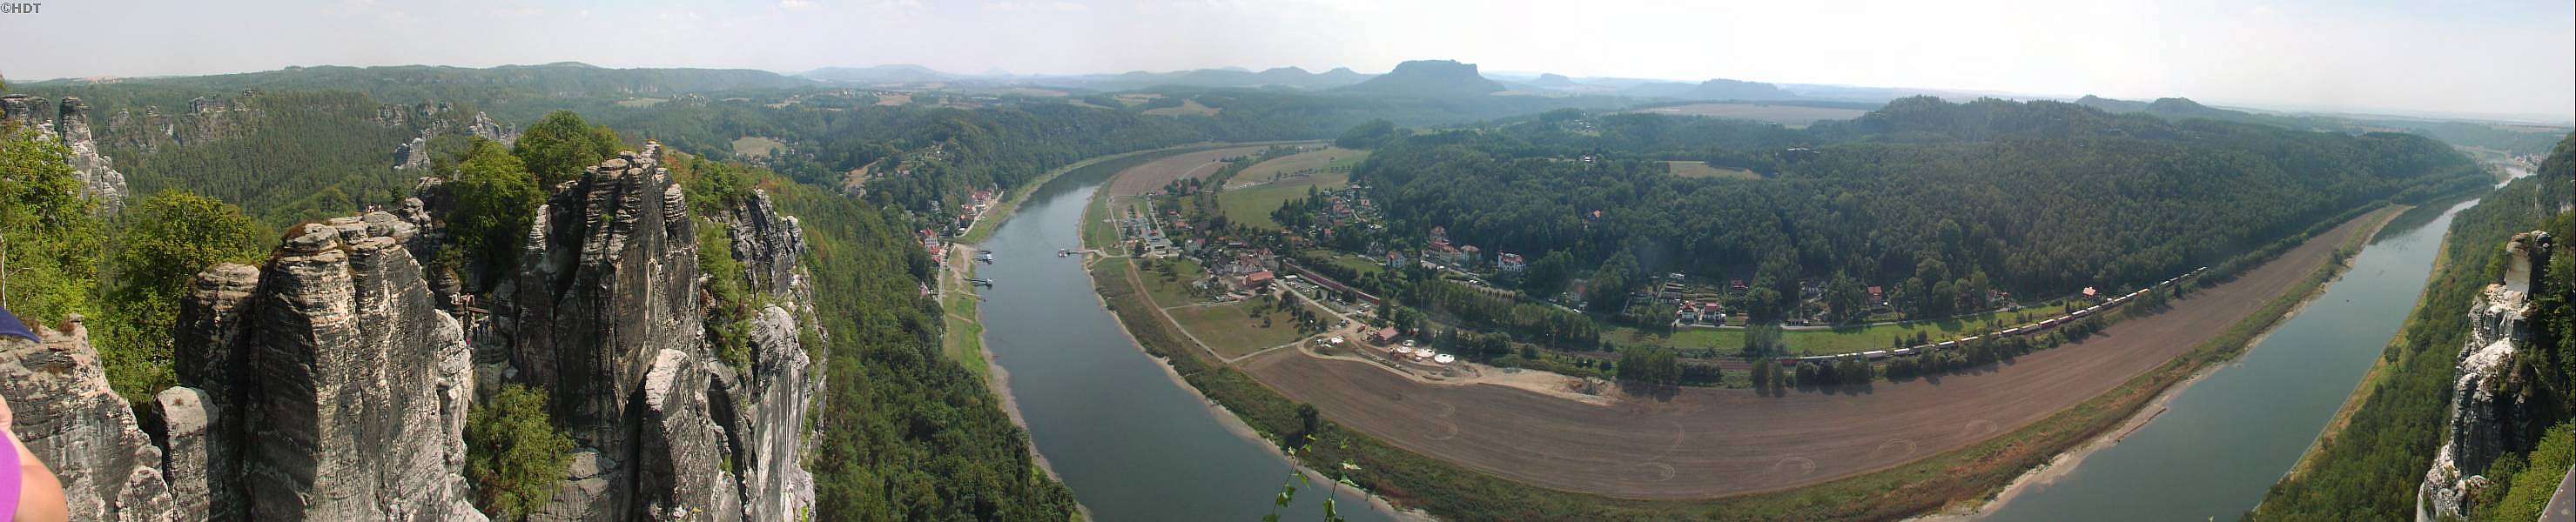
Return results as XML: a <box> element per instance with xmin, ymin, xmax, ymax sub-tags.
<box><xmin>939</xmin><ymin>274</ymin><xmax>992</xmax><ymax>380</ymax></box>
<box><xmin>730</xmin><ymin>137</ymin><xmax>786</xmax><ymax>157</ymax></box>
<box><xmin>1166</xmin><ymin>300</ymin><xmax>1322</xmax><ymax>358</ymax></box>
<box><xmin>1134</xmin><ymin>258</ymin><xmax>1209</xmax><ymax>306</ymax></box>
<box><xmin>1219</xmin><ymin>151</ymin><xmax>1366</xmax><ymax>230</ymax></box>
<box><xmin>1306</xmin><ymin>250</ymin><xmax>1385</xmax><ymax>281</ymax></box>
<box><xmin>1665</xmin><ymin>160</ymin><xmax>1759</xmax><ymax>179</ymax></box>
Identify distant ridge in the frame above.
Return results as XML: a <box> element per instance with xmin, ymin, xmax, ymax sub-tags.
<box><xmin>1334</xmin><ymin>59</ymin><xmax>1506</xmax><ymax>97</ymax></box>
<box><xmin>1530</xmin><ymin>73</ymin><xmax>1581</xmax><ymax>88</ymax></box>
<box><xmin>1619</xmin><ymin>78</ymin><xmax>1797</xmax><ymax>101</ymax></box>
<box><xmin>804</xmin><ymin>64</ymin><xmax>954</xmax><ymax>84</ymax></box>
<box><xmin>2074</xmin><ymin>94</ymin><xmax>2257</xmax><ymax>120</ymax></box>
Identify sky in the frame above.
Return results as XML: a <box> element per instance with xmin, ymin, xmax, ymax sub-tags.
<box><xmin>2</xmin><ymin>0</ymin><xmax>2569</xmax><ymax>122</ymax></box>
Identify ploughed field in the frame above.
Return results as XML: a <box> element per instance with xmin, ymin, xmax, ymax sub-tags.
<box><xmin>1104</xmin><ymin>145</ymin><xmax>1280</xmax><ymax>197</ymax></box>
<box><xmin>1237</xmin><ymin>210</ymin><xmax>2391</xmax><ymax>499</ymax></box>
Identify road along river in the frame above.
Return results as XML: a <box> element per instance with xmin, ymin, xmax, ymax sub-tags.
<box><xmin>971</xmin><ymin>164</ymin><xmax>1396</xmax><ymax>521</ymax></box>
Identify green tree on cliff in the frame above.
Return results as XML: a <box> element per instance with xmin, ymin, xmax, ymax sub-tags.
<box><xmin>465</xmin><ymin>384</ymin><xmax>575</xmax><ymax>521</ymax></box>
<box><xmin>513</xmin><ymin>110</ymin><xmax>625</xmax><ymax>186</ymax></box>
<box><xmin>97</xmin><ymin>191</ymin><xmax>265</xmax><ymax>399</ymax></box>
<box><xmin>446</xmin><ymin>138</ymin><xmax>543</xmax><ymax>285</ymax></box>
<box><xmin>0</xmin><ymin>124</ymin><xmax>101</xmax><ymax>328</ymax></box>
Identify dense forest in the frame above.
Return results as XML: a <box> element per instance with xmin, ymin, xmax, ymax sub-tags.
<box><xmin>2253</xmin><ymin>133</ymin><xmax>2574</xmax><ymax>520</ymax></box>
<box><xmin>1349</xmin><ymin>97</ymin><xmax>2492</xmax><ymax>320</ymax></box>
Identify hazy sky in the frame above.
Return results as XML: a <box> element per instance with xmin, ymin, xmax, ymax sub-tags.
<box><xmin>3</xmin><ymin>0</ymin><xmax>2569</xmax><ymax>121</ymax></box>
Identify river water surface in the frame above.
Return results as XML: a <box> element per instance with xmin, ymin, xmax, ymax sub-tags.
<box><xmin>974</xmin><ymin>169</ymin><xmax>1394</xmax><ymax>522</ymax></box>
<box><xmin>1980</xmin><ymin>191</ymin><xmax>2496</xmax><ymax>519</ymax></box>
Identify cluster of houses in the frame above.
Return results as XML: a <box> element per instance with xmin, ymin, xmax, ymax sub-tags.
<box><xmin>918</xmin><ymin>188</ymin><xmax>1001</xmax><ymax>266</ymax></box>
<box><xmin>1775</xmin><ymin>267</ymin><xmax>2209</xmax><ymax>365</ymax></box>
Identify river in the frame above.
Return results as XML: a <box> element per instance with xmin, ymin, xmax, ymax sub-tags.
<box><xmin>1980</xmin><ymin>174</ymin><xmax>2520</xmax><ymax>519</ymax></box>
<box><xmin>973</xmin><ymin>166</ymin><xmax>1395</xmax><ymax>522</ymax></box>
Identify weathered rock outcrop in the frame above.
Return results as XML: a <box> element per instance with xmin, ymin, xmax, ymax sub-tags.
<box><xmin>723</xmin><ymin>191</ymin><xmax>822</xmax><ymax>521</ymax></box>
<box><xmin>1</xmin><ymin>137</ymin><xmax>819</xmax><ymax>521</ymax></box>
<box><xmin>56</xmin><ymin>97</ymin><xmax>131</xmax><ymax>213</ymax></box>
<box><xmin>388</xmin><ymin>106</ymin><xmax>515</xmax><ymax>170</ymax></box>
<box><xmin>0</xmin><ymin>321</ymin><xmax>180</xmax><ymax>522</ymax></box>
<box><xmin>97</xmin><ymin>91</ymin><xmax>254</xmax><ymax>151</ymax></box>
<box><xmin>1</xmin><ymin>94</ymin><xmax>131</xmax><ymax>211</ymax></box>
<box><xmin>497</xmin><ymin>144</ymin><xmax>822</xmax><ymax>520</ymax></box>
<box><xmin>166</xmin><ymin>211</ymin><xmax>485</xmax><ymax>522</ymax></box>
<box><xmin>2420</xmin><ymin>231</ymin><xmax>2553</xmax><ymax>520</ymax></box>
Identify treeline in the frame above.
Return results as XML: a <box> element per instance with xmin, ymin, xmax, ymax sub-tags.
<box><xmin>2253</xmin><ymin>132</ymin><xmax>2575</xmax><ymax>520</ymax></box>
<box><xmin>1354</xmin><ymin>97</ymin><xmax>2490</xmax><ymax>321</ymax></box>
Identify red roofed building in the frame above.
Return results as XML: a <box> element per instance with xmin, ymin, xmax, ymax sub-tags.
<box><xmin>1244</xmin><ymin>271</ymin><xmax>1275</xmax><ymax>290</ymax></box>
<box><xmin>1370</xmin><ymin>326</ymin><xmax>1401</xmax><ymax>345</ymax></box>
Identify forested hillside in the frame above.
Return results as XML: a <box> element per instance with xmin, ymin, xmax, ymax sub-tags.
<box><xmin>2254</xmin><ymin>133</ymin><xmax>2573</xmax><ymax>520</ymax></box>
<box><xmin>102</xmin><ymin>90</ymin><xmax>427</xmax><ymax>226</ymax></box>
<box><xmin>666</xmin><ymin>157</ymin><xmax>1082</xmax><ymax>519</ymax></box>
<box><xmin>1352</xmin><ymin>97</ymin><xmax>2491</xmax><ymax>320</ymax></box>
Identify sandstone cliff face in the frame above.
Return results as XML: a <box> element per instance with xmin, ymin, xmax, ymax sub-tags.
<box><xmin>0</xmin><ymin>138</ymin><xmax>819</xmax><ymax>521</ymax></box>
<box><xmin>55</xmin><ymin>97</ymin><xmax>131</xmax><ymax>214</ymax></box>
<box><xmin>722</xmin><ymin>191</ymin><xmax>823</xmax><ymax>521</ymax></box>
<box><xmin>98</xmin><ymin>91</ymin><xmax>255</xmax><ymax>151</ymax></box>
<box><xmin>1</xmin><ymin>94</ymin><xmax>131</xmax><ymax>212</ymax></box>
<box><xmin>2420</xmin><ymin>231</ymin><xmax>2553</xmax><ymax>520</ymax></box>
<box><xmin>167</xmin><ymin>211</ymin><xmax>486</xmax><ymax>522</ymax></box>
<box><xmin>500</xmin><ymin>143</ymin><xmax>821</xmax><ymax>521</ymax></box>
<box><xmin>0</xmin><ymin>321</ymin><xmax>179</xmax><ymax>522</ymax></box>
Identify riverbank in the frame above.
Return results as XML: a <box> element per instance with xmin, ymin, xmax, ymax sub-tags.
<box><xmin>1075</xmin><ymin>145</ymin><xmax>2410</xmax><ymax>518</ymax></box>
<box><xmin>958</xmin><ymin>140</ymin><xmax>1323</xmax><ymax>244</ymax></box>
<box><xmin>1090</xmin><ymin>257</ymin><xmax>1426</xmax><ymax>521</ymax></box>
<box><xmin>1930</xmin><ymin>205</ymin><xmax>2403</xmax><ymax>519</ymax></box>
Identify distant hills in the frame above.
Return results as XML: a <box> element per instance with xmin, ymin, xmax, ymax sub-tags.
<box><xmin>1616</xmin><ymin>78</ymin><xmax>1799</xmax><ymax>101</ymax></box>
<box><xmin>798</xmin><ymin>64</ymin><xmax>1375</xmax><ymax>90</ymax></box>
<box><xmin>804</xmin><ymin>64</ymin><xmax>954</xmax><ymax>84</ymax></box>
<box><xmin>2073</xmin><ymin>95</ymin><xmax>2254</xmax><ymax>121</ymax></box>
<box><xmin>1334</xmin><ymin>60</ymin><xmax>1506</xmax><ymax>97</ymax></box>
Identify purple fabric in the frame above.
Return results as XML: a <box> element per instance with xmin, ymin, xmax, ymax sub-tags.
<box><xmin>0</xmin><ymin>432</ymin><xmax>19</xmax><ymax>521</ymax></box>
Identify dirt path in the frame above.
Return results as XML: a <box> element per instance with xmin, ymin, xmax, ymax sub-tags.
<box><xmin>1236</xmin><ymin>209</ymin><xmax>2397</xmax><ymax>500</ymax></box>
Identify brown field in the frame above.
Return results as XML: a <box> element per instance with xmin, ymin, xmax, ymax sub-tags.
<box><xmin>1143</xmin><ymin>98</ymin><xmax>1221</xmax><ymax>117</ymax></box>
<box><xmin>1239</xmin><ymin>210</ymin><xmax>2390</xmax><ymax>499</ymax></box>
<box><xmin>1665</xmin><ymin>160</ymin><xmax>1759</xmax><ymax>179</ymax></box>
<box><xmin>1626</xmin><ymin>103</ymin><xmax>1870</xmax><ymax>128</ymax></box>
<box><xmin>873</xmin><ymin>93</ymin><xmax>912</xmax><ymax>106</ymax></box>
<box><xmin>1102</xmin><ymin>145</ymin><xmax>1279</xmax><ymax>197</ymax></box>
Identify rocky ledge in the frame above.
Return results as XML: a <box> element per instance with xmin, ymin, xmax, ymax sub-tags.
<box><xmin>2419</xmin><ymin>231</ymin><xmax>2553</xmax><ymax>520</ymax></box>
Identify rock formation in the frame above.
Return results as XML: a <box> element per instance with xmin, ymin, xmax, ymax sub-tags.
<box><xmin>2419</xmin><ymin>231</ymin><xmax>2553</xmax><ymax>520</ymax></box>
<box><xmin>0</xmin><ymin>320</ymin><xmax>180</xmax><ymax>522</ymax></box>
<box><xmin>165</xmin><ymin>211</ymin><xmax>486</xmax><ymax>521</ymax></box>
<box><xmin>500</xmin><ymin>143</ymin><xmax>820</xmax><ymax>521</ymax></box>
<box><xmin>388</xmin><ymin>105</ymin><xmax>515</xmax><ymax>170</ymax></box>
<box><xmin>1</xmin><ymin>94</ymin><xmax>131</xmax><ymax>212</ymax></box>
<box><xmin>97</xmin><ymin>91</ymin><xmax>254</xmax><ymax>151</ymax></box>
<box><xmin>722</xmin><ymin>191</ymin><xmax>823</xmax><ymax>521</ymax></box>
<box><xmin>0</xmin><ymin>138</ymin><xmax>818</xmax><ymax>522</ymax></box>
<box><xmin>56</xmin><ymin>97</ymin><xmax>131</xmax><ymax>213</ymax></box>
